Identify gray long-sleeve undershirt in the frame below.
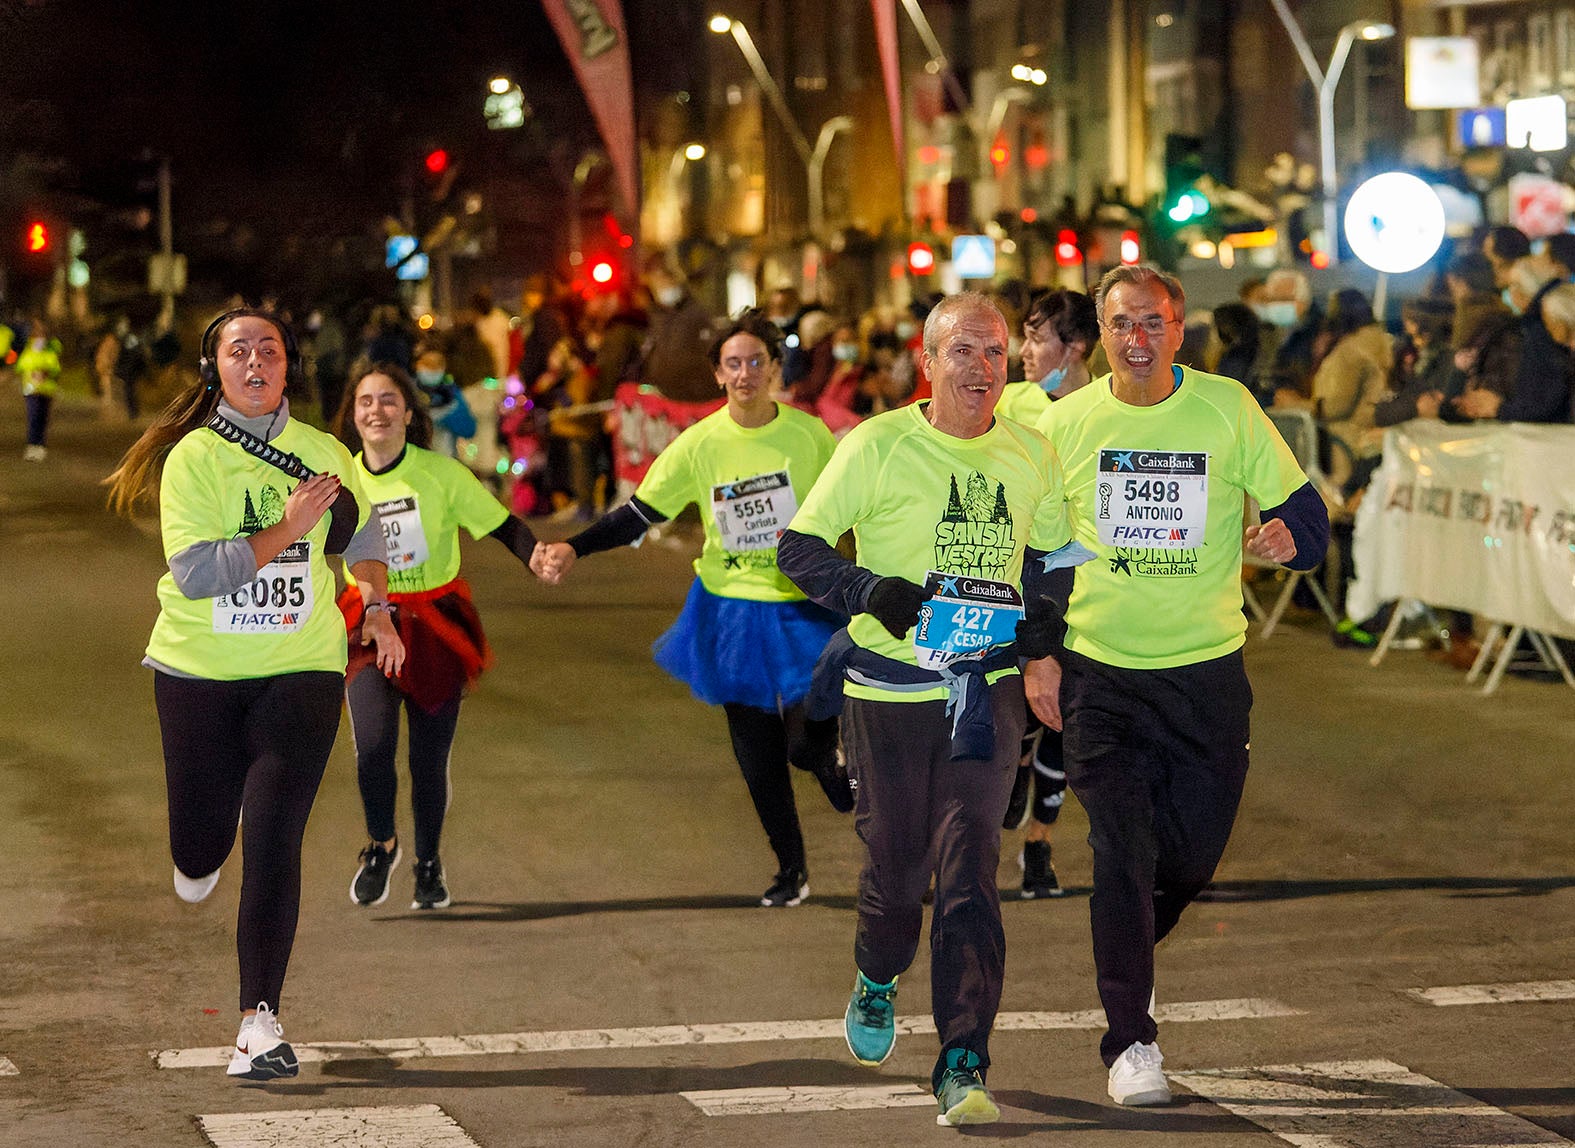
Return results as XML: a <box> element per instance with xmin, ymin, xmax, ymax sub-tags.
<box><xmin>168</xmin><ymin>398</ymin><xmax>384</xmax><ymax>599</ymax></box>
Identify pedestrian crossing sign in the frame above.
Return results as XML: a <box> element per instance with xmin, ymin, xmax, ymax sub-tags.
<box><xmin>951</xmin><ymin>234</ymin><xmax>996</xmax><ymax>279</ymax></box>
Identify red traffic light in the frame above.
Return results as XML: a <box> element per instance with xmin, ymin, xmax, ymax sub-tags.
<box><xmin>907</xmin><ymin>241</ymin><xmax>936</xmax><ymax>275</ymax></box>
<box><xmin>1120</xmin><ymin>229</ymin><xmax>1141</xmax><ymax>265</ymax></box>
<box><xmin>25</xmin><ymin>222</ymin><xmax>48</xmax><ymax>253</ymax></box>
<box><xmin>590</xmin><ymin>258</ymin><xmax>615</xmax><ymax>285</ymax></box>
<box><xmin>1055</xmin><ymin>229</ymin><xmax>1083</xmax><ymax>267</ymax></box>
<box><xmin>988</xmin><ymin>135</ymin><xmax>1010</xmax><ymax>173</ymax></box>
<box><xmin>425</xmin><ymin>149</ymin><xmax>449</xmax><ymax>175</ymax></box>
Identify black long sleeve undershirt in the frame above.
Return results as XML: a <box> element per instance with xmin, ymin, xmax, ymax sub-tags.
<box><xmin>488</xmin><ymin>515</ymin><xmax>540</xmax><ymax>568</ymax></box>
<box><xmin>777</xmin><ymin>529</ymin><xmax>883</xmax><ymax>617</ymax></box>
<box><xmin>1260</xmin><ymin>481</ymin><xmax>1329</xmax><ymax>571</ymax></box>
<box><xmin>566</xmin><ymin>496</ymin><xmax>668</xmax><ymax>558</ymax></box>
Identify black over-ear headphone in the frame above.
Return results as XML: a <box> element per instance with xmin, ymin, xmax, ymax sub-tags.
<box><xmin>198</xmin><ymin>308</ymin><xmax>304</xmax><ymax>391</ymax></box>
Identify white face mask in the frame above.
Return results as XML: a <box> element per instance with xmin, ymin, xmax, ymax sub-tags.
<box><xmin>655</xmin><ymin>285</ymin><xmax>684</xmax><ymax>308</ymax></box>
<box><xmin>1253</xmin><ymin>301</ymin><xmax>1299</xmax><ymax>328</ymax></box>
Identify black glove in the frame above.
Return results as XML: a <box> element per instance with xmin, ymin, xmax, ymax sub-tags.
<box><xmin>1014</xmin><ymin>611</ymin><xmax>1067</xmax><ymax>660</ymax></box>
<box><xmin>324</xmin><ymin>486</ymin><xmax>361</xmax><ymax>555</ymax></box>
<box><xmin>866</xmin><ymin>577</ymin><xmax>931</xmax><ymax>640</ymax></box>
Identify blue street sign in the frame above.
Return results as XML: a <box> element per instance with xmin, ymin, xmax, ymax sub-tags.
<box><xmin>951</xmin><ymin>234</ymin><xmax>997</xmax><ymax>279</ymax></box>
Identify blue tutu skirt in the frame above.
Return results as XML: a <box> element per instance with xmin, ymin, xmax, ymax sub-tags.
<box><xmin>653</xmin><ymin>580</ymin><xmax>844</xmax><ymax>709</ymax></box>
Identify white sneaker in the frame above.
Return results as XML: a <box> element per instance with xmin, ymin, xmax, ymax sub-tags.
<box><xmin>1108</xmin><ymin>1041</ymin><xmax>1170</xmax><ymax>1106</ymax></box>
<box><xmin>173</xmin><ymin>865</ymin><xmax>221</xmax><ymax>903</ymax></box>
<box><xmin>22</xmin><ymin>445</ymin><xmax>45</xmax><ymax>462</ymax></box>
<box><xmin>226</xmin><ymin>1002</ymin><xmax>299</xmax><ymax>1080</ymax></box>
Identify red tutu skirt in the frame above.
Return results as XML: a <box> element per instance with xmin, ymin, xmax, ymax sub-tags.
<box><xmin>339</xmin><ymin>578</ymin><xmax>493</xmax><ymax>713</ymax></box>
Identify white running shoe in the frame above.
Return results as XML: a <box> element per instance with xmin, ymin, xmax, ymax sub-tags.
<box><xmin>173</xmin><ymin>865</ymin><xmax>221</xmax><ymax>904</ymax></box>
<box><xmin>226</xmin><ymin>1002</ymin><xmax>299</xmax><ymax>1080</ymax></box>
<box><xmin>1108</xmin><ymin>1040</ymin><xmax>1170</xmax><ymax>1106</ymax></box>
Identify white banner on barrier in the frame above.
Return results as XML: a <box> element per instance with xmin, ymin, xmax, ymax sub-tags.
<box><xmin>1346</xmin><ymin>421</ymin><xmax>1575</xmax><ymax>638</ymax></box>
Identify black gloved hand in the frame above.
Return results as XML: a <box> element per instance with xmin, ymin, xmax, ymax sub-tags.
<box><xmin>1014</xmin><ymin>612</ymin><xmax>1066</xmax><ymax>660</ymax></box>
<box><xmin>866</xmin><ymin>576</ymin><xmax>931</xmax><ymax>640</ymax></box>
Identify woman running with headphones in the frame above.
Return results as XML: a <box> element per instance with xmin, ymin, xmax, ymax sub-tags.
<box><xmin>531</xmin><ymin>311</ymin><xmax>851</xmax><ymax>907</ymax></box>
<box><xmin>332</xmin><ymin>361</ymin><xmax>543</xmax><ymax>911</ymax></box>
<box><xmin>107</xmin><ymin>308</ymin><xmax>405</xmax><ymax>1081</ymax></box>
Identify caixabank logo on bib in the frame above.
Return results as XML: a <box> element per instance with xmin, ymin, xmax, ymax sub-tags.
<box><xmin>934</xmin><ymin>471</ymin><xmax>1015</xmax><ymax>578</ymax></box>
<box><xmin>1109</xmin><ymin>546</ymin><xmax>1200</xmax><ymax>577</ymax></box>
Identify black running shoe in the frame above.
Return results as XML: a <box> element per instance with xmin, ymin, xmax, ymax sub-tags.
<box><xmin>1002</xmin><ymin>763</ymin><xmax>1032</xmax><ymax>830</ymax></box>
<box><xmin>411</xmin><ymin>857</ymin><xmax>451</xmax><ymax>910</ymax></box>
<box><xmin>760</xmin><ymin>867</ymin><xmax>809</xmax><ymax>907</ymax></box>
<box><xmin>351</xmin><ymin>841</ymin><xmax>401</xmax><ymax>906</ymax></box>
<box><xmin>1021</xmin><ymin>840</ymin><xmax>1063</xmax><ymax>899</ymax></box>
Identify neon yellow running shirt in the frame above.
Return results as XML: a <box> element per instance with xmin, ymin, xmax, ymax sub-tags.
<box><xmin>994</xmin><ymin>380</ymin><xmax>1052</xmax><ymax>426</ymax></box>
<box><xmin>636</xmin><ymin>402</ymin><xmax>836</xmax><ymax>602</ymax></box>
<box><xmin>1037</xmin><ymin>365</ymin><xmax>1307</xmax><ymax>669</ymax></box>
<box><xmin>146</xmin><ymin>420</ymin><xmax>371</xmax><ymax>679</ymax></box>
<box><xmin>350</xmin><ymin>446</ymin><xmax>508</xmax><ymax>594</ymax></box>
<box><xmin>790</xmin><ymin>402</ymin><xmax>1072</xmax><ymax>701</ymax></box>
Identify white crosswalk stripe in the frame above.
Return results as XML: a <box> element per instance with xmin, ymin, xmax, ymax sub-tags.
<box><xmin>1169</xmin><ymin>1059</ymin><xmax>1571</xmax><ymax>1147</ymax></box>
<box><xmin>1405</xmin><ymin>979</ymin><xmax>1575</xmax><ymax>1007</ymax></box>
<box><xmin>680</xmin><ymin>1083</ymin><xmax>934</xmax><ymax>1116</ymax></box>
<box><xmin>156</xmin><ymin>996</ymin><xmax>1301</xmax><ymax>1069</ymax></box>
<box><xmin>0</xmin><ymin>1056</ymin><xmax>17</xmax><ymax>1076</ymax></box>
<box><xmin>198</xmin><ymin>1104</ymin><xmax>479</xmax><ymax>1147</ymax></box>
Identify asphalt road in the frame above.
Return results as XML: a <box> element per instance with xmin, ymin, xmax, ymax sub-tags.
<box><xmin>2</xmin><ymin>391</ymin><xmax>1572</xmax><ymax>1147</ymax></box>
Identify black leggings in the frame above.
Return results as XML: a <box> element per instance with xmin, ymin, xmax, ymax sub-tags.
<box><xmin>155</xmin><ymin>670</ymin><xmax>343</xmax><ymax>1014</ymax></box>
<box><xmin>346</xmin><ymin>670</ymin><xmax>462</xmax><ymax>863</ymax></box>
<box><xmin>721</xmin><ymin>702</ymin><xmax>834</xmax><ymax>875</ymax></box>
<box><xmin>1022</xmin><ymin>716</ymin><xmax>1068</xmax><ymax>826</ymax></box>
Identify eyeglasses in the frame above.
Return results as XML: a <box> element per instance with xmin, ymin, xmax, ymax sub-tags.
<box><xmin>1103</xmin><ymin>317</ymin><xmax>1180</xmax><ymax>339</ymax></box>
<box><xmin>721</xmin><ymin>354</ymin><xmax>767</xmax><ymax>373</ymax></box>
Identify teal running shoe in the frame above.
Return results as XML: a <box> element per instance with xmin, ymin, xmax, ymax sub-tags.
<box><xmin>843</xmin><ymin>971</ymin><xmax>898</xmax><ymax>1066</ymax></box>
<box><xmin>935</xmin><ymin>1048</ymin><xmax>999</xmax><ymax>1126</ymax></box>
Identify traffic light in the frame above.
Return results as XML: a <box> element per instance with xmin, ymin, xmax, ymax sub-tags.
<box><xmin>1055</xmin><ymin>229</ymin><xmax>1083</xmax><ymax>267</ymax></box>
<box><xmin>1120</xmin><ymin>229</ymin><xmax>1142</xmax><ymax>265</ymax></box>
<box><xmin>1164</xmin><ymin>189</ymin><xmax>1211</xmax><ymax>224</ymax></box>
<box><xmin>589</xmin><ymin>257</ymin><xmax>615</xmax><ymax>286</ymax></box>
<box><xmin>425</xmin><ymin>149</ymin><xmax>449</xmax><ymax>175</ymax></box>
<box><xmin>907</xmin><ymin>241</ymin><xmax>936</xmax><ymax>275</ymax></box>
<box><xmin>988</xmin><ymin>134</ymin><xmax>1010</xmax><ymax>176</ymax></box>
<box><xmin>24</xmin><ymin>221</ymin><xmax>48</xmax><ymax>253</ymax></box>
<box><xmin>1161</xmin><ymin>133</ymin><xmax>1211</xmax><ymax>227</ymax></box>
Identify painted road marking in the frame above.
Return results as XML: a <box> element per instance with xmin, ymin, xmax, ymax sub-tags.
<box><xmin>1406</xmin><ymin>979</ymin><xmax>1575</xmax><ymax>1007</ymax></box>
<box><xmin>156</xmin><ymin>996</ymin><xmax>1300</xmax><ymax>1069</ymax></box>
<box><xmin>199</xmin><ymin>1104</ymin><xmax>479</xmax><ymax>1147</ymax></box>
<box><xmin>1169</xmin><ymin>1058</ymin><xmax>1571</xmax><ymax>1147</ymax></box>
<box><xmin>680</xmin><ymin>1083</ymin><xmax>933</xmax><ymax>1116</ymax></box>
<box><xmin>0</xmin><ymin>1056</ymin><xmax>17</xmax><ymax>1075</ymax></box>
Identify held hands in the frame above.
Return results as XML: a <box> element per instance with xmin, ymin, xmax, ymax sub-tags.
<box><xmin>283</xmin><ymin>473</ymin><xmax>341</xmax><ymax>542</ymax></box>
<box><xmin>530</xmin><ymin>541</ymin><xmax>577</xmax><ymax>585</ymax></box>
<box><xmin>1245</xmin><ymin>517</ymin><xmax>1297</xmax><ymax>566</ymax></box>
<box><xmin>361</xmin><ymin>608</ymin><xmax>406</xmax><ymax>677</ymax></box>
<box><xmin>866</xmin><ymin>577</ymin><xmax>932</xmax><ymax>640</ymax></box>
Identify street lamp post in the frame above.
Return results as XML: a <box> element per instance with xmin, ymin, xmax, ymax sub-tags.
<box><xmin>1270</xmin><ymin>1</ymin><xmax>1395</xmax><ymax>264</ymax></box>
<box><xmin>710</xmin><ymin>14</ymin><xmax>852</xmax><ymax>241</ymax></box>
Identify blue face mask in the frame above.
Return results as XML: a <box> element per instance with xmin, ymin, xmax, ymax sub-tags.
<box><xmin>1253</xmin><ymin>301</ymin><xmax>1300</xmax><ymax>328</ymax></box>
<box><xmin>416</xmin><ymin>369</ymin><xmax>445</xmax><ymax>387</ymax></box>
<box><xmin>1038</xmin><ymin>366</ymin><xmax>1067</xmax><ymax>393</ymax></box>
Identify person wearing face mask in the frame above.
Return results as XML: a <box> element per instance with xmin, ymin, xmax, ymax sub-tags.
<box><xmin>1256</xmin><ymin>269</ymin><xmax>1322</xmax><ymax>401</ymax></box>
<box><xmin>105</xmin><ymin>308</ymin><xmax>406</xmax><ymax>1081</ymax></box>
<box><xmin>995</xmin><ymin>289</ymin><xmax>1098</xmax><ymax>427</ymax></box>
<box><xmin>799</xmin><ymin>322</ymin><xmax>866</xmax><ymax>436</ymax></box>
<box><xmin>16</xmin><ymin>316</ymin><xmax>62</xmax><ymax>461</ymax></box>
<box><xmin>635</xmin><ymin>254</ymin><xmax>717</xmax><ymax>402</ymax></box>
<box><xmin>331</xmin><ymin>362</ymin><xmax>545</xmax><ymax>911</ymax></box>
<box><xmin>410</xmin><ymin>346</ymin><xmax>477</xmax><ymax>458</ymax></box>
<box><xmin>1453</xmin><ymin>257</ymin><xmax>1570</xmax><ymax>424</ymax></box>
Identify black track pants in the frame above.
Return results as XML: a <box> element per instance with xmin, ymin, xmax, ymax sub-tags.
<box><xmin>347</xmin><ymin>670</ymin><xmax>462</xmax><ymax>863</ymax></box>
<box><xmin>721</xmin><ymin>702</ymin><xmax>807</xmax><ymax>875</ymax></box>
<box><xmin>156</xmin><ymin>670</ymin><xmax>343</xmax><ymax>1013</ymax></box>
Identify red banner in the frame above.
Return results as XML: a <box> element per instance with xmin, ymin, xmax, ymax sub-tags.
<box><xmin>870</xmin><ymin>0</ymin><xmax>906</xmax><ymax>185</ymax></box>
<box><xmin>540</xmin><ymin>0</ymin><xmax>640</xmax><ymax>219</ymax></box>
<box><xmin>611</xmin><ymin>383</ymin><xmax>724</xmax><ymax>488</ymax></box>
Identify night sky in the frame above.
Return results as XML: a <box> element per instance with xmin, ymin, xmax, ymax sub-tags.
<box><xmin>0</xmin><ymin>0</ymin><xmax>645</xmax><ymax>302</ymax></box>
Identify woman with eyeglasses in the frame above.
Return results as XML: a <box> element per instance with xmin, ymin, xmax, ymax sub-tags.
<box><xmin>531</xmin><ymin>311</ymin><xmax>851</xmax><ymax>907</ymax></box>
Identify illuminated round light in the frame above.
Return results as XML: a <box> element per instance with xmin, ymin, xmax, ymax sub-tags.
<box><xmin>1343</xmin><ymin>172</ymin><xmax>1445</xmax><ymax>274</ymax></box>
<box><xmin>684</xmin><ymin>143</ymin><xmax>707</xmax><ymax>161</ymax></box>
<box><xmin>617</xmin><ymin>234</ymin><xmax>634</xmax><ymax>249</ymax></box>
<box><xmin>1030</xmin><ymin>69</ymin><xmax>1047</xmax><ymax>85</ymax></box>
<box><xmin>591</xmin><ymin>261</ymin><xmax>615</xmax><ymax>284</ymax></box>
<box><xmin>1011</xmin><ymin>64</ymin><xmax>1031</xmax><ymax>81</ymax></box>
<box><xmin>417</xmin><ymin>314</ymin><xmax>435</xmax><ymax>330</ymax></box>
<box><xmin>907</xmin><ymin>241</ymin><xmax>936</xmax><ymax>274</ymax></box>
<box><xmin>1020</xmin><ymin>207</ymin><xmax>1038</xmax><ymax>223</ymax></box>
<box><xmin>708</xmin><ymin>14</ymin><xmax>732</xmax><ymax>33</ymax></box>
<box><xmin>489</xmin><ymin>76</ymin><xmax>512</xmax><ymax>95</ymax></box>
<box><xmin>1310</xmin><ymin>250</ymin><xmax>1332</xmax><ymax>270</ymax></box>
<box><xmin>1120</xmin><ymin>231</ymin><xmax>1141</xmax><ymax>265</ymax></box>
<box><xmin>1189</xmin><ymin>239</ymin><xmax>1217</xmax><ymax>259</ymax></box>
<box><xmin>425</xmin><ymin>149</ymin><xmax>449</xmax><ymax>174</ymax></box>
